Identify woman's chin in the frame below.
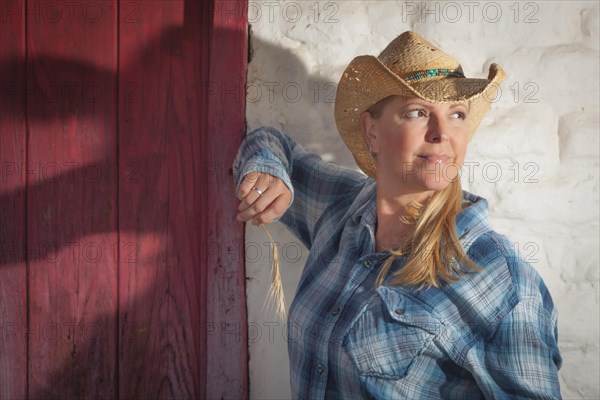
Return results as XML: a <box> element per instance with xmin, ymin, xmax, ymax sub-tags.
<box><xmin>418</xmin><ymin>178</ymin><xmax>453</xmax><ymax>192</ymax></box>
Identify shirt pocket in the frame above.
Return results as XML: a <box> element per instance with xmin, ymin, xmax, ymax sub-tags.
<box><xmin>342</xmin><ymin>286</ymin><xmax>441</xmax><ymax>380</ymax></box>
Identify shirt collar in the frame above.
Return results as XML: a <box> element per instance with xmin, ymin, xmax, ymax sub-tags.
<box><xmin>350</xmin><ymin>179</ymin><xmax>377</xmax><ymax>227</ymax></box>
<box><xmin>456</xmin><ymin>191</ymin><xmax>492</xmax><ymax>246</ymax></box>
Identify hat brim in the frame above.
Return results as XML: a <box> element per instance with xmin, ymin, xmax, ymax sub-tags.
<box><xmin>334</xmin><ymin>55</ymin><xmax>506</xmax><ymax>179</ymax></box>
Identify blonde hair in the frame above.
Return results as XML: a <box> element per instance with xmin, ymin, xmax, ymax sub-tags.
<box><xmin>367</xmin><ymin>96</ymin><xmax>481</xmax><ymax>288</ymax></box>
<box><xmin>374</xmin><ymin>178</ymin><xmax>481</xmax><ymax>288</ymax></box>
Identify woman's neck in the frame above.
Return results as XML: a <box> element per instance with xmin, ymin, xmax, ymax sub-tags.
<box><xmin>374</xmin><ymin>183</ymin><xmax>433</xmax><ymax>253</ymax></box>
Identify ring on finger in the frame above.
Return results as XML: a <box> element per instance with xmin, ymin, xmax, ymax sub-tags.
<box><xmin>253</xmin><ymin>187</ymin><xmax>264</xmax><ymax>196</ymax></box>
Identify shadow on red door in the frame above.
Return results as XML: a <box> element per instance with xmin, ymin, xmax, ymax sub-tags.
<box><xmin>0</xmin><ymin>0</ymin><xmax>248</xmax><ymax>398</ymax></box>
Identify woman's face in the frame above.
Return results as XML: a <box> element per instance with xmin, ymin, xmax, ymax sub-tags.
<box><xmin>362</xmin><ymin>95</ymin><xmax>469</xmax><ymax>193</ymax></box>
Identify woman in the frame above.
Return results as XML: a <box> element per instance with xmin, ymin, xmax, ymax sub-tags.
<box><xmin>233</xmin><ymin>31</ymin><xmax>562</xmax><ymax>399</ymax></box>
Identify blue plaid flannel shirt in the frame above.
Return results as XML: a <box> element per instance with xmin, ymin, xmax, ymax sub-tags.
<box><xmin>233</xmin><ymin>127</ymin><xmax>563</xmax><ymax>399</ymax></box>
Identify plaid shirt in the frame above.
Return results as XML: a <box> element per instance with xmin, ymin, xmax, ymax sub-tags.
<box><xmin>233</xmin><ymin>127</ymin><xmax>563</xmax><ymax>400</ymax></box>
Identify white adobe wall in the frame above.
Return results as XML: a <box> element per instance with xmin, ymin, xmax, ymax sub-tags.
<box><xmin>243</xmin><ymin>1</ymin><xmax>599</xmax><ymax>399</ymax></box>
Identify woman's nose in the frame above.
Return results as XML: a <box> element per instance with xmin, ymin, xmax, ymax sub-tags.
<box><xmin>426</xmin><ymin>118</ymin><xmax>450</xmax><ymax>143</ymax></box>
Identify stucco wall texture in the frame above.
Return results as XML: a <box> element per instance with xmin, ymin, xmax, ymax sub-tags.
<box><xmin>242</xmin><ymin>1</ymin><xmax>599</xmax><ymax>399</ymax></box>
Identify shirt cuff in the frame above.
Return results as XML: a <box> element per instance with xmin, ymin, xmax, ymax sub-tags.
<box><xmin>234</xmin><ymin>148</ymin><xmax>294</xmax><ymax>222</ymax></box>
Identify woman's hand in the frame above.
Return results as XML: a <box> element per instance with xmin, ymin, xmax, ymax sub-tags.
<box><xmin>236</xmin><ymin>171</ymin><xmax>292</xmax><ymax>226</ymax></box>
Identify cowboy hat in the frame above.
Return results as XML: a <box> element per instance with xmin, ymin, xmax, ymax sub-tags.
<box><xmin>334</xmin><ymin>31</ymin><xmax>506</xmax><ymax>179</ymax></box>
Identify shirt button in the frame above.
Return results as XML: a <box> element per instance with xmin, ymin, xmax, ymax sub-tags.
<box><xmin>395</xmin><ymin>308</ymin><xmax>404</xmax><ymax>315</ymax></box>
<box><xmin>331</xmin><ymin>307</ymin><xmax>340</xmax><ymax>316</ymax></box>
<box><xmin>317</xmin><ymin>364</ymin><xmax>326</xmax><ymax>374</ymax></box>
<box><xmin>364</xmin><ymin>259</ymin><xmax>372</xmax><ymax>268</ymax></box>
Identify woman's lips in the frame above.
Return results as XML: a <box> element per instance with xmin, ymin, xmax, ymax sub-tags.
<box><xmin>417</xmin><ymin>153</ymin><xmax>450</xmax><ymax>164</ymax></box>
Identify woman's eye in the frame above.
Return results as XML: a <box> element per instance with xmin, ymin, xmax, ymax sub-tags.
<box><xmin>405</xmin><ymin>109</ymin><xmax>426</xmax><ymax>118</ymax></box>
<box><xmin>452</xmin><ymin>111</ymin><xmax>466</xmax><ymax>120</ymax></box>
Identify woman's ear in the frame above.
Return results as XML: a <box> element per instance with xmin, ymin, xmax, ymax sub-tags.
<box><xmin>360</xmin><ymin>111</ymin><xmax>379</xmax><ymax>153</ymax></box>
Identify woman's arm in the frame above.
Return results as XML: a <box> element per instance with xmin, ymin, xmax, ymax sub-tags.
<box><xmin>476</xmin><ymin>300</ymin><xmax>562</xmax><ymax>399</ymax></box>
<box><xmin>233</xmin><ymin>126</ymin><xmax>367</xmax><ymax>249</ymax></box>
<box><xmin>466</xmin><ymin>277</ymin><xmax>563</xmax><ymax>399</ymax></box>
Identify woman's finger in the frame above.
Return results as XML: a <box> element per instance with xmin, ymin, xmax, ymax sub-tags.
<box><xmin>238</xmin><ymin>173</ymin><xmax>272</xmax><ymax>212</ymax></box>
<box><xmin>251</xmin><ymin>192</ymin><xmax>292</xmax><ymax>225</ymax></box>
<box><xmin>237</xmin><ymin>171</ymin><xmax>262</xmax><ymax>200</ymax></box>
<box><xmin>237</xmin><ymin>182</ymin><xmax>278</xmax><ymax>222</ymax></box>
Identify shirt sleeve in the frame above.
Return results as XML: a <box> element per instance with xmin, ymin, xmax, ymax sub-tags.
<box><xmin>232</xmin><ymin>126</ymin><xmax>368</xmax><ymax>249</ymax></box>
<box><xmin>466</xmin><ymin>293</ymin><xmax>563</xmax><ymax>399</ymax></box>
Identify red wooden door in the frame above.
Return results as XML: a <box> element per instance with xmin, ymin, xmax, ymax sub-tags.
<box><xmin>0</xmin><ymin>0</ymin><xmax>248</xmax><ymax>398</ymax></box>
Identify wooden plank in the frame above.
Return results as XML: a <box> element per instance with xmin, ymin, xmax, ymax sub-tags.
<box><xmin>205</xmin><ymin>0</ymin><xmax>249</xmax><ymax>398</ymax></box>
<box><xmin>26</xmin><ymin>1</ymin><xmax>118</xmax><ymax>397</ymax></box>
<box><xmin>118</xmin><ymin>1</ymin><xmax>209</xmax><ymax>397</ymax></box>
<box><xmin>0</xmin><ymin>1</ymin><xmax>27</xmax><ymax>398</ymax></box>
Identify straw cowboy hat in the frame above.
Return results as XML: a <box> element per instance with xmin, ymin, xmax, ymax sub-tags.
<box><xmin>334</xmin><ymin>31</ymin><xmax>506</xmax><ymax>179</ymax></box>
